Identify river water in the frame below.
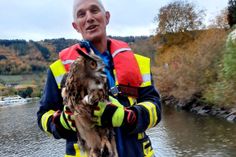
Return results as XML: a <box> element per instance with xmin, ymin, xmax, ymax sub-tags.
<box><xmin>0</xmin><ymin>102</ymin><xmax>236</xmax><ymax>157</ymax></box>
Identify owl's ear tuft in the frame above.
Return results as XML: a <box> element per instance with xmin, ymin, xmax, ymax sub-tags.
<box><xmin>76</xmin><ymin>48</ymin><xmax>96</xmax><ymax>62</ymax></box>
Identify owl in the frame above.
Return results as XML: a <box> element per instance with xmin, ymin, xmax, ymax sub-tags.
<box><xmin>61</xmin><ymin>48</ymin><xmax>118</xmax><ymax>157</ymax></box>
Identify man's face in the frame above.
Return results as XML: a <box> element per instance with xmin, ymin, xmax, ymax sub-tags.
<box><xmin>72</xmin><ymin>0</ymin><xmax>110</xmax><ymax>42</ymax></box>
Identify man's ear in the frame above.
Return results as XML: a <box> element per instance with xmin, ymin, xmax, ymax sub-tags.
<box><xmin>72</xmin><ymin>22</ymin><xmax>80</xmax><ymax>33</ymax></box>
<box><xmin>105</xmin><ymin>11</ymin><xmax>110</xmax><ymax>25</ymax></box>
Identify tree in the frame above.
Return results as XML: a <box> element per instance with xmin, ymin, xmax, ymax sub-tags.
<box><xmin>227</xmin><ymin>0</ymin><xmax>236</xmax><ymax>27</ymax></box>
<box><xmin>18</xmin><ymin>87</ymin><xmax>33</xmax><ymax>98</ymax></box>
<box><xmin>208</xmin><ymin>8</ymin><xmax>229</xmax><ymax>29</ymax></box>
<box><xmin>154</xmin><ymin>0</ymin><xmax>205</xmax><ymax>34</ymax></box>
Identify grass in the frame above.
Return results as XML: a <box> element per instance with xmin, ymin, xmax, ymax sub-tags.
<box><xmin>0</xmin><ymin>73</ymin><xmax>46</xmax><ymax>85</ymax></box>
<box><xmin>0</xmin><ymin>73</ymin><xmax>46</xmax><ymax>97</ymax></box>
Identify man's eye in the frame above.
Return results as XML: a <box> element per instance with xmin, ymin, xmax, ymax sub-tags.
<box><xmin>92</xmin><ymin>9</ymin><xmax>98</xmax><ymax>13</ymax></box>
<box><xmin>91</xmin><ymin>8</ymin><xmax>100</xmax><ymax>14</ymax></box>
<box><xmin>77</xmin><ymin>12</ymin><xmax>85</xmax><ymax>18</ymax></box>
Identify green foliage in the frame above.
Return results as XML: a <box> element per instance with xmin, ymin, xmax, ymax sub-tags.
<box><xmin>31</xmin><ymin>41</ymin><xmax>51</xmax><ymax>60</ymax></box>
<box><xmin>108</xmin><ymin>36</ymin><xmax>149</xmax><ymax>43</ymax></box>
<box><xmin>204</xmin><ymin>29</ymin><xmax>236</xmax><ymax>107</ymax></box>
<box><xmin>43</xmin><ymin>38</ymin><xmax>79</xmax><ymax>53</ymax></box>
<box><xmin>0</xmin><ymin>74</ymin><xmax>46</xmax><ymax>86</ymax></box>
<box><xmin>0</xmin><ymin>61</ymin><xmax>30</xmax><ymax>75</ymax></box>
<box><xmin>0</xmin><ymin>74</ymin><xmax>46</xmax><ymax>97</ymax></box>
<box><xmin>18</xmin><ymin>87</ymin><xmax>33</xmax><ymax>98</ymax></box>
<box><xmin>0</xmin><ymin>39</ymin><xmax>27</xmax><ymax>56</ymax></box>
<box><xmin>223</xmin><ymin>38</ymin><xmax>236</xmax><ymax>80</ymax></box>
<box><xmin>204</xmin><ymin>80</ymin><xmax>236</xmax><ymax>106</ymax></box>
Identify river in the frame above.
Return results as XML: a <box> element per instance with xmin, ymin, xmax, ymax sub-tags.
<box><xmin>0</xmin><ymin>101</ymin><xmax>236</xmax><ymax>157</ymax></box>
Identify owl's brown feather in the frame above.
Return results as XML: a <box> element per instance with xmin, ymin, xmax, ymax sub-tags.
<box><xmin>61</xmin><ymin>49</ymin><xmax>118</xmax><ymax>157</ymax></box>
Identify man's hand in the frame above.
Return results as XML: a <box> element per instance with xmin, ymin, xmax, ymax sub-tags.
<box><xmin>93</xmin><ymin>96</ymin><xmax>137</xmax><ymax>128</ymax></box>
<box><xmin>52</xmin><ymin>106</ymin><xmax>77</xmax><ymax>132</ymax></box>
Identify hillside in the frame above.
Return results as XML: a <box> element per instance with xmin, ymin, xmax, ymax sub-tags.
<box><xmin>0</xmin><ymin>36</ymin><xmax>149</xmax><ymax>75</ymax></box>
<box><xmin>0</xmin><ymin>39</ymin><xmax>77</xmax><ymax>74</ymax></box>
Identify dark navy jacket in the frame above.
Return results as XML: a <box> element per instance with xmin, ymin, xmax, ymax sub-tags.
<box><xmin>37</xmin><ymin>40</ymin><xmax>161</xmax><ymax>157</ymax></box>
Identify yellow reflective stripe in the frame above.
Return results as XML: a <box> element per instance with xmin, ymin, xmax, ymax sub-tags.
<box><xmin>112</xmin><ymin>54</ymin><xmax>151</xmax><ymax>87</ymax></box>
<box><xmin>113</xmin><ymin>69</ymin><xmax>118</xmax><ymax>85</ymax></box>
<box><xmin>134</xmin><ymin>54</ymin><xmax>151</xmax><ymax>87</ymax></box>
<box><xmin>143</xmin><ymin>140</ymin><xmax>155</xmax><ymax>157</ymax></box>
<box><xmin>65</xmin><ymin>155</ymin><xmax>75</xmax><ymax>157</ymax></box>
<box><xmin>128</xmin><ymin>96</ymin><xmax>136</xmax><ymax>106</ymax></box>
<box><xmin>41</xmin><ymin>110</ymin><xmax>55</xmax><ymax>135</ymax></box>
<box><xmin>60</xmin><ymin>113</ymin><xmax>70</xmax><ymax>130</ymax></box>
<box><xmin>138</xmin><ymin>132</ymin><xmax>145</xmax><ymax>140</ymax></box>
<box><xmin>74</xmin><ymin>144</ymin><xmax>88</xmax><ymax>157</ymax></box>
<box><xmin>138</xmin><ymin>102</ymin><xmax>158</xmax><ymax>128</ymax></box>
<box><xmin>64</xmin><ymin>144</ymin><xmax>88</xmax><ymax>157</ymax></box>
<box><xmin>50</xmin><ymin>59</ymin><xmax>67</xmax><ymax>89</ymax></box>
<box><xmin>112</xmin><ymin>106</ymin><xmax>125</xmax><ymax>127</ymax></box>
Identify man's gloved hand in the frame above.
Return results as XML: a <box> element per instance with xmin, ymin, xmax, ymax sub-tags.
<box><xmin>93</xmin><ymin>96</ymin><xmax>137</xmax><ymax>128</ymax></box>
<box><xmin>52</xmin><ymin>105</ymin><xmax>77</xmax><ymax>132</ymax></box>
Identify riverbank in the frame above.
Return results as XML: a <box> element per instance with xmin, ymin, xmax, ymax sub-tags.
<box><xmin>162</xmin><ymin>95</ymin><xmax>236</xmax><ymax>123</ymax></box>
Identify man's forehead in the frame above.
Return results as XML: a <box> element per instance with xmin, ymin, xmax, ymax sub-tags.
<box><xmin>73</xmin><ymin>0</ymin><xmax>105</xmax><ymax>19</ymax></box>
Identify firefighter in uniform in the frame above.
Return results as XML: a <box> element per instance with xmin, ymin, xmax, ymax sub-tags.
<box><xmin>37</xmin><ymin>0</ymin><xmax>161</xmax><ymax>156</ymax></box>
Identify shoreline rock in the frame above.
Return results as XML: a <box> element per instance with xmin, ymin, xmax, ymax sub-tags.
<box><xmin>162</xmin><ymin>95</ymin><xmax>236</xmax><ymax>123</ymax></box>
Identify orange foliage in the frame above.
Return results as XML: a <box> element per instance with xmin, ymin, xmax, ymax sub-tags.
<box><xmin>154</xmin><ymin>29</ymin><xmax>227</xmax><ymax>102</ymax></box>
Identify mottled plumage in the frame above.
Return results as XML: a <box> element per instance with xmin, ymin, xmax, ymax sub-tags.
<box><xmin>61</xmin><ymin>48</ymin><xmax>118</xmax><ymax>157</ymax></box>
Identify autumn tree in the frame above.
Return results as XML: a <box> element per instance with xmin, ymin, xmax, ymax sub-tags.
<box><xmin>154</xmin><ymin>0</ymin><xmax>205</xmax><ymax>34</ymax></box>
<box><xmin>227</xmin><ymin>0</ymin><xmax>236</xmax><ymax>27</ymax></box>
<box><xmin>208</xmin><ymin>8</ymin><xmax>229</xmax><ymax>29</ymax></box>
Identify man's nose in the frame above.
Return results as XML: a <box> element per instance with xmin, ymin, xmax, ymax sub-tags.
<box><xmin>86</xmin><ymin>12</ymin><xmax>95</xmax><ymax>23</ymax></box>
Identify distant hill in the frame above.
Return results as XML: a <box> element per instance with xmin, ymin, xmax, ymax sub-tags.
<box><xmin>0</xmin><ymin>36</ymin><xmax>150</xmax><ymax>75</ymax></box>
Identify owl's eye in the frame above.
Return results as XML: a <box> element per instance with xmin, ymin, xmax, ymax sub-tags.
<box><xmin>90</xmin><ymin>60</ymin><xmax>97</xmax><ymax>69</ymax></box>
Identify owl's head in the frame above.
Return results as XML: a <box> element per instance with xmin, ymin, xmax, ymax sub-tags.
<box><xmin>62</xmin><ymin>48</ymin><xmax>108</xmax><ymax>107</ymax></box>
<box><xmin>75</xmin><ymin>48</ymin><xmax>106</xmax><ymax>79</ymax></box>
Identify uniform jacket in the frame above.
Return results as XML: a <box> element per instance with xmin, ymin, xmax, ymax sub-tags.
<box><xmin>37</xmin><ymin>38</ymin><xmax>161</xmax><ymax>157</ymax></box>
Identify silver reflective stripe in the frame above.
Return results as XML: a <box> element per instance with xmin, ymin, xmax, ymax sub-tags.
<box><xmin>142</xmin><ymin>74</ymin><xmax>151</xmax><ymax>83</ymax></box>
<box><xmin>62</xmin><ymin>60</ymin><xmax>74</xmax><ymax>65</ymax></box>
<box><xmin>112</xmin><ymin>48</ymin><xmax>131</xmax><ymax>58</ymax></box>
<box><xmin>55</xmin><ymin>74</ymin><xmax>64</xmax><ymax>86</ymax></box>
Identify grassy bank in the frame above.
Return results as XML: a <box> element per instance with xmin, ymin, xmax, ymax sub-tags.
<box><xmin>0</xmin><ymin>73</ymin><xmax>46</xmax><ymax>97</ymax></box>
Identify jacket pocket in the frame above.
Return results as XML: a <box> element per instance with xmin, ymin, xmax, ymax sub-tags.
<box><xmin>138</xmin><ymin>133</ymin><xmax>155</xmax><ymax>157</ymax></box>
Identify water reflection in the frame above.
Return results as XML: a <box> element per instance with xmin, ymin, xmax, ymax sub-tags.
<box><xmin>149</xmin><ymin>106</ymin><xmax>236</xmax><ymax>157</ymax></box>
<box><xmin>0</xmin><ymin>102</ymin><xmax>236</xmax><ymax>157</ymax></box>
<box><xmin>0</xmin><ymin>102</ymin><xmax>64</xmax><ymax>157</ymax></box>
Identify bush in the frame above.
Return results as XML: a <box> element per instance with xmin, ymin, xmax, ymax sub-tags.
<box><xmin>154</xmin><ymin>29</ymin><xmax>227</xmax><ymax>103</ymax></box>
<box><xmin>18</xmin><ymin>87</ymin><xmax>33</xmax><ymax>98</ymax></box>
<box><xmin>203</xmin><ymin>29</ymin><xmax>236</xmax><ymax>107</ymax></box>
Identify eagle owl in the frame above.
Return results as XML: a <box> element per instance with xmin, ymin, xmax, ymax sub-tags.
<box><xmin>61</xmin><ymin>48</ymin><xmax>118</xmax><ymax>157</ymax></box>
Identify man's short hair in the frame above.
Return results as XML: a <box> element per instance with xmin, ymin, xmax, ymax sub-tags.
<box><xmin>73</xmin><ymin>0</ymin><xmax>106</xmax><ymax>20</ymax></box>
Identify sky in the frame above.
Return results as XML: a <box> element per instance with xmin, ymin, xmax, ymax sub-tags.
<box><xmin>0</xmin><ymin>0</ymin><xmax>228</xmax><ymax>41</ymax></box>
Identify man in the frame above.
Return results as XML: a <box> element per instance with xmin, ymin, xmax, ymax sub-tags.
<box><xmin>37</xmin><ymin>0</ymin><xmax>161</xmax><ymax>156</ymax></box>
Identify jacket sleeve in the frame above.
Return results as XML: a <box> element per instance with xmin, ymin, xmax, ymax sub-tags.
<box><xmin>130</xmin><ymin>74</ymin><xmax>162</xmax><ymax>134</ymax></box>
<box><xmin>37</xmin><ymin>69</ymin><xmax>76</xmax><ymax>139</ymax></box>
